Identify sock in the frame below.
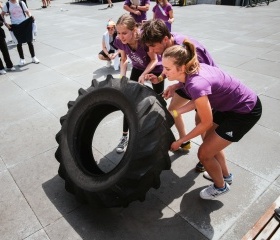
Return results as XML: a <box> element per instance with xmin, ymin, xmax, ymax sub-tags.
<box><xmin>224</xmin><ymin>173</ymin><xmax>232</xmax><ymax>179</ymax></box>
<box><xmin>214</xmin><ymin>184</ymin><xmax>227</xmax><ymax>191</ymax></box>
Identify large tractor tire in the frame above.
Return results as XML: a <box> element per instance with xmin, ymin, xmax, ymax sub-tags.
<box><xmin>55</xmin><ymin>75</ymin><xmax>175</xmax><ymax>207</ymax></box>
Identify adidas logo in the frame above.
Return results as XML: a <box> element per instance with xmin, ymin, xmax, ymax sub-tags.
<box><xmin>225</xmin><ymin>131</ymin><xmax>233</xmax><ymax>137</ymax></box>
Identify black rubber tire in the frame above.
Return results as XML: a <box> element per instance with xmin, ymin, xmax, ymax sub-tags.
<box><xmin>55</xmin><ymin>75</ymin><xmax>175</xmax><ymax>207</ymax></box>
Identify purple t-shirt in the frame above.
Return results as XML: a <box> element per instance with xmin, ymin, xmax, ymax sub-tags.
<box><xmin>182</xmin><ymin>64</ymin><xmax>257</xmax><ymax>113</ymax></box>
<box><xmin>114</xmin><ymin>36</ymin><xmax>162</xmax><ymax>73</ymax></box>
<box><xmin>124</xmin><ymin>0</ymin><xmax>150</xmax><ymax>24</ymax></box>
<box><xmin>172</xmin><ymin>33</ymin><xmax>217</xmax><ymax>67</ymax></box>
<box><xmin>152</xmin><ymin>3</ymin><xmax>173</xmax><ymax>31</ymax></box>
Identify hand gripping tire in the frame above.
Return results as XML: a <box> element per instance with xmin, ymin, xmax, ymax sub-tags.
<box><xmin>55</xmin><ymin>75</ymin><xmax>175</xmax><ymax>207</ymax></box>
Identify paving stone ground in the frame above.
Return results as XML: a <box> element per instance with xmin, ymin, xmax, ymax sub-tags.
<box><xmin>0</xmin><ymin>0</ymin><xmax>280</xmax><ymax>239</ymax></box>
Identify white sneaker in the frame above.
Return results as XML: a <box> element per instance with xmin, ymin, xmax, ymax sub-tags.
<box><xmin>116</xmin><ymin>136</ymin><xmax>128</xmax><ymax>153</ymax></box>
<box><xmin>0</xmin><ymin>69</ymin><xmax>7</xmax><ymax>75</ymax></box>
<box><xmin>106</xmin><ymin>60</ymin><xmax>111</xmax><ymax>68</ymax></box>
<box><xmin>7</xmin><ymin>67</ymin><xmax>16</xmax><ymax>71</ymax></box>
<box><xmin>200</xmin><ymin>183</ymin><xmax>230</xmax><ymax>200</ymax></box>
<box><xmin>32</xmin><ymin>57</ymin><xmax>40</xmax><ymax>64</ymax></box>
<box><xmin>18</xmin><ymin>59</ymin><xmax>26</xmax><ymax>66</ymax></box>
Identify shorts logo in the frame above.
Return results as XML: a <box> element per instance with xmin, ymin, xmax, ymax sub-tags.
<box><xmin>225</xmin><ymin>131</ymin><xmax>233</xmax><ymax>137</ymax></box>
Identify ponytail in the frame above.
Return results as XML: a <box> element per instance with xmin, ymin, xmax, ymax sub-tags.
<box><xmin>163</xmin><ymin>40</ymin><xmax>200</xmax><ymax>75</ymax></box>
<box><xmin>182</xmin><ymin>40</ymin><xmax>200</xmax><ymax>75</ymax></box>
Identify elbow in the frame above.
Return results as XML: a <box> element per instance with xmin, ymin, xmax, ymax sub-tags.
<box><xmin>205</xmin><ymin>121</ymin><xmax>213</xmax><ymax>131</ymax></box>
<box><xmin>200</xmin><ymin>120</ymin><xmax>213</xmax><ymax>132</ymax></box>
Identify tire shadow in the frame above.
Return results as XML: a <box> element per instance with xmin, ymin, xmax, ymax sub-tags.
<box><xmin>42</xmin><ymin>159</ymin><xmax>222</xmax><ymax>239</ymax></box>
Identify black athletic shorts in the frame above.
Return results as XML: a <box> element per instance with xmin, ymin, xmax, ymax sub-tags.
<box><xmin>130</xmin><ymin>67</ymin><xmax>164</xmax><ymax>95</ymax></box>
<box><xmin>99</xmin><ymin>49</ymin><xmax>115</xmax><ymax>58</ymax></box>
<box><xmin>214</xmin><ymin>97</ymin><xmax>262</xmax><ymax>142</ymax></box>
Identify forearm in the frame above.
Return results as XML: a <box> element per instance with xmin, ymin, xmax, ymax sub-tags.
<box><xmin>177</xmin><ymin>122</ymin><xmax>213</xmax><ymax>146</ymax></box>
<box><xmin>120</xmin><ymin>58</ymin><xmax>128</xmax><ymax>77</ymax></box>
<box><xmin>172</xmin><ymin>100</ymin><xmax>195</xmax><ymax>115</ymax></box>
<box><xmin>124</xmin><ymin>5</ymin><xmax>137</xmax><ymax>14</ymax></box>
<box><xmin>136</xmin><ymin>4</ymin><xmax>149</xmax><ymax>12</ymax></box>
<box><xmin>26</xmin><ymin>11</ymin><xmax>31</xmax><ymax>18</ymax></box>
<box><xmin>141</xmin><ymin>59</ymin><xmax>158</xmax><ymax>77</ymax></box>
<box><xmin>102</xmin><ymin>47</ymin><xmax>110</xmax><ymax>57</ymax></box>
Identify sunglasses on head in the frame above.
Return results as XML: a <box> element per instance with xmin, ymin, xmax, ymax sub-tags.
<box><xmin>107</xmin><ymin>27</ymin><xmax>114</xmax><ymax>30</ymax></box>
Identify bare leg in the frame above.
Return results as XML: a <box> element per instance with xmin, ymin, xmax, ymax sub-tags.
<box><xmin>198</xmin><ymin>125</ymin><xmax>231</xmax><ymax>188</ymax></box>
<box><xmin>107</xmin><ymin>0</ymin><xmax>113</xmax><ymax>7</ymax></box>
<box><xmin>168</xmin><ymin>93</ymin><xmax>189</xmax><ymax>138</ymax></box>
<box><xmin>42</xmin><ymin>0</ymin><xmax>47</xmax><ymax>7</ymax></box>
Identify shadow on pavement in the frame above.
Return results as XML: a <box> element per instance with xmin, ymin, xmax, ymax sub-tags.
<box><xmin>42</xmin><ymin>149</ymin><xmax>222</xmax><ymax>239</ymax></box>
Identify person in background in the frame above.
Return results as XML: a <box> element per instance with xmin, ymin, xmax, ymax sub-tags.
<box><xmin>107</xmin><ymin>0</ymin><xmax>113</xmax><ymax>8</ymax></box>
<box><xmin>1</xmin><ymin>0</ymin><xmax>40</xmax><ymax>66</ymax></box>
<box><xmin>152</xmin><ymin>0</ymin><xmax>174</xmax><ymax>31</ymax></box>
<box><xmin>123</xmin><ymin>0</ymin><xmax>150</xmax><ymax>25</ymax></box>
<box><xmin>0</xmin><ymin>2</ymin><xmax>15</xmax><ymax>74</ymax></box>
<box><xmin>113</xmin><ymin>14</ymin><xmax>164</xmax><ymax>153</ymax></box>
<box><xmin>162</xmin><ymin>43</ymin><xmax>262</xmax><ymax>200</ymax></box>
<box><xmin>141</xmin><ymin>19</ymin><xmax>217</xmax><ymax>172</ymax></box>
<box><xmin>98</xmin><ymin>20</ymin><xmax>120</xmax><ymax>70</ymax></box>
<box><xmin>41</xmin><ymin>0</ymin><xmax>47</xmax><ymax>8</ymax></box>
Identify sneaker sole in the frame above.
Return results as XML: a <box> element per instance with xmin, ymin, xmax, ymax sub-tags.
<box><xmin>203</xmin><ymin>175</ymin><xmax>232</xmax><ymax>185</ymax></box>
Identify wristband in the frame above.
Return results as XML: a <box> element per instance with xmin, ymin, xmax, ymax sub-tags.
<box><xmin>172</xmin><ymin>110</ymin><xmax>179</xmax><ymax>118</ymax></box>
<box><xmin>158</xmin><ymin>75</ymin><xmax>164</xmax><ymax>82</ymax></box>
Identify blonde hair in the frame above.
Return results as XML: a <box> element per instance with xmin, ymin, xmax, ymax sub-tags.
<box><xmin>163</xmin><ymin>40</ymin><xmax>200</xmax><ymax>75</ymax></box>
<box><xmin>116</xmin><ymin>14</ymin><xmax>138</xmax><ymax>31</ymax></box>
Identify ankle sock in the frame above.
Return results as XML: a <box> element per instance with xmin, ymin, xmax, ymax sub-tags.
<box><xmin>214</xmin><ymin>184</ymin><xmax>227</xmax><ymax>191</ymax></box>
<box><xmin>224</xmin><ymin>173</ymin><xmax>232</xmax><ymax>179</ymax></box>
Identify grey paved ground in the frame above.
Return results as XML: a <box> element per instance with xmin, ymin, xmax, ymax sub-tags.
<box><xmin>1</xmin><ymin>0</ymin><xmax>280</xmax><ymax>239</ymax></box>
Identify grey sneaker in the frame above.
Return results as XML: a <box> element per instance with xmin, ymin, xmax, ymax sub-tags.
<box><xmin>203</xmin><ymin>172</ymin><xmax>233</xmax><ymax>185</ymax></box>
<box><xmin>116</xmin><ymin>136</ymin><xmax>128</xmax><ymax>153</ymax></box>
<box><xmin>200</xmin><ymin>182</ymin><xmax>230</xmax><ymax>200</ymax></box>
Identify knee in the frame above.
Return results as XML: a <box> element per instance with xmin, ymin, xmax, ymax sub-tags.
<box><xmin>197</xmin><ymin>147</ymin><xmax>209</xmax><ymax>164</ymax></box>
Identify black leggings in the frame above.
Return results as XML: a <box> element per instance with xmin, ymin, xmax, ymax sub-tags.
<box><xmin>122</xmin><ymin>67</ymin><xmax>165</xmax><ymax>133</ymax></box>
<box><xmin>0</xmin><ymin>37</ymin><xmax>13</xmax><ymax>69</ymax></box>
<box><xmin>17</xmin><ymin>41</ymin><xmax>35</xmax><ymax>59</ymax></box>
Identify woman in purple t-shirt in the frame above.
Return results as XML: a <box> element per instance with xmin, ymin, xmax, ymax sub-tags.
<box><xmin>162</xmin><ymin>42</ymin><xmax>262</xmax><ymax>200</ymax></box>
<box><xmin>113</xmin><ymin>14</ymin><xmax>164</xmax><ymax>154</ymax></box>
<box><xmin>123</xmin><ymin>0</ymin><xmax>150</xmax><ymax>24</ymax></box>
<box><xmin>152</xmin><ymin>0</ymin><xmax>174</xmax><ymax>31</ymax></box>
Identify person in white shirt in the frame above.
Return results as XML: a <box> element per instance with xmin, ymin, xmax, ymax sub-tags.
<box><xmin>1</xmin><ymin>0</ymin><xmax>40</xmax><ymax>66</ymax></box>
<box><xmin>98</xmin><ymin>20</ymin><xmax>120</xmax><ymax>70</ymax></box>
